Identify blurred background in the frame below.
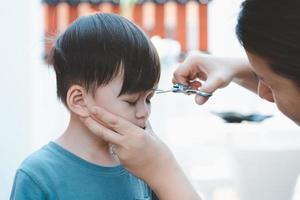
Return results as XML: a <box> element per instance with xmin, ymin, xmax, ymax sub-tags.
<box><xmin>0</xmin><ymin>0</ymin><xmax>299</xmax><ymax>199</ymax></box>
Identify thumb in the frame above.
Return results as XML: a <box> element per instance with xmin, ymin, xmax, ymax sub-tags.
<box><xmin>194</xmin><ymin>75</ymin><xmax>224</xmax><ymax>105</ymax></box>
<box><xmin>200</xmin><ymin>75</ymin><xmax>223</xmax><ymax>93</ymax></box>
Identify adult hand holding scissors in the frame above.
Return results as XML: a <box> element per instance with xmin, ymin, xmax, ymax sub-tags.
<box><xmin>173</xmin><ymin>52</ymin><xmax>255</xmax><ymax>105</ymax></box>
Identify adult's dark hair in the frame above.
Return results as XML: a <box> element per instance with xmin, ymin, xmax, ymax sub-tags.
<box><xmin>236</xmin><ymin>0</ymin><xmax>300</xmax><ymax>87</ymax></box>
<box><xmin>48</xmin><ymin>13</ymin><xmax>160</xmax><ymax>106</ymax></box>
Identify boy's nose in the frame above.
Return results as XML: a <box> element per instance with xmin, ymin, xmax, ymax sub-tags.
<box><xmin>135</xmin><ymin>103</ymin><xmax>150</xmax><ymax>120</ymax></box>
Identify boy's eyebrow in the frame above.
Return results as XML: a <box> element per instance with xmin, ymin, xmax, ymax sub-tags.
<box><xmin>121</xmin><ymin>88</ymin><xmax>157</xmax><ymax>98</ymax></box>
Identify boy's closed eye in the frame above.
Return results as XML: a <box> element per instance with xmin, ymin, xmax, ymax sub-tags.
<box><xmin>122</xmin><ymin>94</ymin><xmax>139</xmax><ymax>106</ymax></box>
<box><xmin>125</xmin><ymin>100</ymin><xmax>138</xmax><ymax>106</ymax></box>
<box><xmin>124</xmin><ymin>98</ymin><xmax>152</xmax><ymax>106</ymax></box>
<box><xmin>122</xmin><ymin>92</ymin><xmax>154</xmax><ymax>106</ymax></box>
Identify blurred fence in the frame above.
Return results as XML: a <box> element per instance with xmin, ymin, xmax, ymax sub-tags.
<box><xmin>43</xmin><ymin>0</ymin><xmax>211</xmax><ymax>58</ymax></box>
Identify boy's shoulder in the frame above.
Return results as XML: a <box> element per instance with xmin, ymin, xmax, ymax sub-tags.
<box><xmin>19</xmin><ymin>142</ymin><xmax>61</xmax><ymax>176</ymax></box>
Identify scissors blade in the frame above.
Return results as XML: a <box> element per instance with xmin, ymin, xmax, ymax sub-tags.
<box><xmin>155</xmin><ymin>85</ymin><xmax>212</xmax><ymax>97</ymax></box>
<box><xmin>155</xmin><ymin>89</ymin><xmax>174</xmax><ymax>94</ymax></box>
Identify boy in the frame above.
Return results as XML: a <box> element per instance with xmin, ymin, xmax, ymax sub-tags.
<box><xmin>10</xmin><ymin>13</ymin><xmax>160</xmax><ymax>200</ymax></box>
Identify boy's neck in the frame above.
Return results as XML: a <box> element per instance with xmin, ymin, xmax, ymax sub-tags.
<box><xmin>56</xmin><ymin>113</ymin><xmax>119</xmax><ymax>167</ymax></box>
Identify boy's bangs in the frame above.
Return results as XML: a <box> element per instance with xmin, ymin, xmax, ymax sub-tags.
<box><xmin>118</xmin><ymin>39</ymin><xmax>161</xmax><ymax>95</ymax></box>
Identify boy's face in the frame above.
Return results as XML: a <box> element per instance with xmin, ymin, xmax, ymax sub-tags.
<box><xmin>86</xmin><ymin>72</ymin><xmax>155</xmax><ymax>129</ymax></box>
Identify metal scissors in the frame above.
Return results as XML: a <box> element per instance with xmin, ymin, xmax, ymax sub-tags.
<box><xmin>156</xmin><ymin>83</ymin><xmax>213</xmax><ymax>98</ymax></box>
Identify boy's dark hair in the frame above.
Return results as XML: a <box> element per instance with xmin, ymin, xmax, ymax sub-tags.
<box><xmin>236</xmin><ymin>0</ymin><xmax>300</xmax><ymax>87</ymax></box>
<box><xmin>48</xmin><ymin>13</ymin><xmax>160</xmax><ymax>106</ymax></box>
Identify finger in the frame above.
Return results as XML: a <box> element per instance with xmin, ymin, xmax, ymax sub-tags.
<box><xmin>173</xmin><ymin>71</ymin><xmax>207</xmax><ymax>85</ymax></box>
<box><xmin>88</xmin><ymin>107</ymin><xmax>122</xmax><ymax>132</ymax></box>
<box><xmin>173</xmin><ymin>58</ymin><xmax>207</xmax><ymax>85</ymax></box>
<box><xmin>172</xmin><ymin>63</ymin><xmax>189</xmax><ymax>84</ymax></box>
<box><xmin>189</xmin><ymin>81</ymin><xmax>202</xmax><ymax>89</ymax></box>
<box><xmin>194</xmin><ymin>75</ymin><xmax>226</xmax><ymax>105</ymax></box>
<box><xmin>88</xmin><ymin>106</ymin><xmax>144</xmax><ymax>136</ymax></box>
<box><xmin>80</xmin><ymin>116</ymin><xmax>122</xmax><ymax>144</ymax></box>
<box><xmin>173</xmin><ymin>67</ymin><xmax>199</xmax><ymax>84</ymax></box>
<box><xmin>194</xmin><ymin>95</ymin><xmax>209</xmax><ymax>105</ymax></box>
<box><xmin>193</xmin><ymin>77</ymin><xmax>218</xmax><ymax>105</ymax></box>
<box><xmin>173</xmin><ymin>61</ymin><xmax>198</xmax><ymax>84</ymax></box>
<box><xmin>200</xmin><ymin>74</ymin><xmax>225</xmax><ymax>93</ymax></box>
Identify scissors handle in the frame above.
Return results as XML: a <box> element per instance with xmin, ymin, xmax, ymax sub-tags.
<box><xmin>185</xmin><ymin>89</ymin><xmax>213</xmax><ymax>97</ymax></box>
<box><xmin>174</xmin><ymin>84</ymin><xmax>213</xmax><ymax>97</ymax></box>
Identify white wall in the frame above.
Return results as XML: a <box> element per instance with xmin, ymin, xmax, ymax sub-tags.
<box><xmin>0</xmin><ymin>0</ymin><xmax>68</xmax><ymax>198</ymax></box>
<box><xmin>0</xmin><ymin>1</ymin><xmax>36</xmax><ymax>198</ymax></box>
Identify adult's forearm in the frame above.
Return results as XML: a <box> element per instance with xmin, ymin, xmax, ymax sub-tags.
<box><xmin>146</xmin><ymin>155</ymin><xmax>201</xmax><ymax>200</ymax></box>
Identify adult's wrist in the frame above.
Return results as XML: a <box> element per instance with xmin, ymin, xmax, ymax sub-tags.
<box><xmin>145</xmin><ymin>152</ymin><xmax>201</xmax><ymax>200</ymax></box>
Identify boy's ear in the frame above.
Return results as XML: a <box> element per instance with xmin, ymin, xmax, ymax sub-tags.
<box><xmin>66</xmin><ymin>85</ymin><xmax>90</xmax><ymax>117</ymax></box>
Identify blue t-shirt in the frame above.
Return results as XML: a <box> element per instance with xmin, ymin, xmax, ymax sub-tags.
<box><xmin>10</xmin><ymin>142</ymin><xmax>158</xmax><ymax>200</ymax></box>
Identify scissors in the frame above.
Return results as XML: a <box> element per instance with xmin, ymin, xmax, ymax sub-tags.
<box><xmin>156</xmin><ymin>83</ymin><xmax>213</xmax><ymax>98</ymax></box>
